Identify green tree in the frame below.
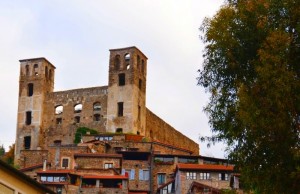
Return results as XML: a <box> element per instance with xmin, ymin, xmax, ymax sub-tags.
<box><xmin>1</xmin><ymin>144</ymin><xmax>15</xmax><ymax>166</ymax></box>
<box><xmin>0</xmin><ymin>145</ymin><xmax>5</xmax><ymax>158</ymax></box>
<box><xmin>198</xmin><ymin>0</ymin><xmax>300</xmax><ymax>193</ymax></box>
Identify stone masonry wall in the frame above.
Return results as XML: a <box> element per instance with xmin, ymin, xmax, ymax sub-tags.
<box><xmin>19</xmin><ymin>150</ymin><xmax>48</xmax><ymax>168</ymax></box>
<box><xmin>145</xmin><ymin>109</ymin><xmax>199</xmax><ymax>155</ymax></box>
<box><xmin>42</xmin><ymin>87</ymin><xmax>108</xmax><ymax>147</ymax></box>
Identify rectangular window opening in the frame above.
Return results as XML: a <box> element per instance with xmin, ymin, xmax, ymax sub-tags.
<box><xmin>62</xmin><ymin>158</ymin><xmax>69</xmax><ymax>169</ymax></box>
<box><xmin>26</xmin><ymin>111</ymin><xmax>32</xmax><ymax>125</ymax></box>
<box><xmin>24</xmin><ymin>136</ymin><xmax>31</xmax><ymax>150</ymax></box>
<box><xmin>104</xmin><ymin>163</ymin><xmax>113</xmax><ymax>169</ymax></box>
<box><xmin>139</xmin><ymin>79</ymin><xmax>142</xmax><ymax>89</ymax></box>
<box><xmin>56</xmin><ymin>118</ymin><xmax>62</xmax><ymax>125</ymax></box>
<box><xmin>138</xmin><ymin>106</ymin><xmax>141</xmax><ymax>120</ymax></box>
<box><xmin>28</xmin><ymin>83</ymin><xmax>34</xmax><ymax>96</ymax></box>
<box><xmin>118</xmin><ymin>102</ymin><xmax>124</xmax><ymax>117</ymax></box>
<box><xmin>118</xmin><ymin>73</ymin><xmax>125</xmax><ymax>86</ymax></box>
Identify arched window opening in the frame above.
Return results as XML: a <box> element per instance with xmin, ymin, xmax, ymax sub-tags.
<box><xmin>25</xmin><ymin>65</ymin><xmax>30</xmax><ymax>76</ymax></box>
<box><xmin>124</xmin><ymin>53</ymin><xmax>130</xmax><ymax>70</ymax></box>
<box><xmin>93</xmin><ymin>102</ymin><xmax>101</xmax><ymax>111</ymax></box>
<box><xmin>74</xmin><ymin>116</ymin><xmax>80</xmax><ymax>123</ymax></box>
<box><xmin>28</xmin><ymin>83</ymin><xmax>34</xmax><ymax>96</ymax></box>
<box><xmin>94</xmin><ymin>114</ymin><xmax>101</xmax><ymax>121</ymax></box>
<box><xmin>74</xmin><ymin>104</ymin><xmax>82</xmax><ymax>113</ymax></box>
<box><xmin>45</xmin><ymin>66</ymin><xmax>48</xmax><ymax>80</ymax></box>
<box><xmin>34</xmin><ymin>64</ymin><xmax>39</xmax><ymax>76</ymax></box>
<box><xmin>115</xmin><ymin>55</ymin><xmax>120</xmax><ymax>70</ymax></box>
<box><xmin>141</xmin><ymin>60</ymin><xmax>145</xmax><ymax>73</ymax></box>
<box><xmin>125</xmin><ymin>53</ymin><xmax>130</xmax><ymax>61</ymax></box>
<box><xmin>55</xmin><ymin>105</ymin><xmax>63</xmax><ymax>115</ymax></box>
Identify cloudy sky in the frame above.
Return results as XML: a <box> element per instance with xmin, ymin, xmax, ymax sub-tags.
<box><xmin>0</xmin><ymin>0</ymin><xmax>226</xmax><ymax>157</ymax></box>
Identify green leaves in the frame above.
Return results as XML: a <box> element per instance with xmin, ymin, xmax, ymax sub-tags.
<box><xmin>198</xmin><ymin>0</ymin><xmax>300</xmax><ymax>193</ymax></box>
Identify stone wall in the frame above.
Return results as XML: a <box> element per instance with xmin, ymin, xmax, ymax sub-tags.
<box><xmin>47</xmin><ymin>145</ymin><xmax>88</xmax><ymax>169</ymax></box>
<box><xmin>122</xmin><ymin>159</ymin><xmax>150</xmax><ymax>192</ymax></box>
<box><xmin>75</xmin><ymin>154</ymin><xmax>122</xmax><ymax>171</ymax></box>
<box><xmin>42</xmin><ymin>87</ymin><xmax>108</xmax><ymax>147</ymax></box>
<box><xmin>145</xmin><ymin>109</ymin><xmax>199</xmax><ymax>155</ymax></box>
<box><xmin>19</xmin><ymin>150</ymin><xmax>48</xmax><ymax>168</ymax></box>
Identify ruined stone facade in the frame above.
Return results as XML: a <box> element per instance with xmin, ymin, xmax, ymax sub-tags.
<box><xmin>14</xmin><ymin>46</ymin><xmax>237</xmax><ymax>193</ymax></box>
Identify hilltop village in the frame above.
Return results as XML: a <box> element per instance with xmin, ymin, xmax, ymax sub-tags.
<box><xmin>13</xmin><ymin>47</ymin><xmax>239</xmax><ymax>193</ymax></box>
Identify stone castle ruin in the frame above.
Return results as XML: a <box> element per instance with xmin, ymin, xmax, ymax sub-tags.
<box><xmin>15</xmin><ymin>46</ymin><xmax>199</xmax><ymax>164</ymax></box>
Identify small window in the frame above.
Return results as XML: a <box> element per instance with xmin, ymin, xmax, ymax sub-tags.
<box><xmin>118</xmin><ymin>102</ymin><xmax>124</xmax><ymax>117</ymax></box>
<box><xmin>141</xmin><ymin>60</ymin><xmax>145</xmax><ymax>73</ymax></box>
<box><xmin>138</xmin><ymin>106</ymin><xmax>141</xmax><ymax>121</ymax></box>
<box><xmin>55</xmin><ymin>105</ymin><xmax>63</xmax><ymax>115</ymax></box>
<box><xmin>74</xmin><ymin>116</ymin><xmax>80</xmax><ymax>123</ymax></box>
<box><xmin>34</xmin><ymin>64</ymin><xmax>39</xmax><ymax>76</ymax></box>
<box><xmin>200</xmin><ymin>172</ymin><xmax>210</xmax><ymax>180</ymax></box>
<box><xmin>104</xmin><ymin>163</ymin><xmax>113</xmax><ymax>169</ymax></box>
<box><xmin>139</xmin><ymin>79</ymin><xmax>142</xmax><ymax>90</ymax></box>
<box><xmin>62</xmin><ymin>158</ymin><xmax>69</xmax><ymax>168</ymax></box>
<box><xmin>25</xmin><ymin>65</ymin><xmax>30</xmax><ymax>76</ymax></box>
<box><xmin>28</xmin><ymin>83</ymin><xmax>34</xmax><ymax>96</ymax></box>
<box><xmin>54</xmin><ymin>140</ymin><xmax>62</xmax><ymax>145</ymax></box>
<box><xmin>137</xmin><ymin>55</ymin><xmax>140</xmax><ymax>66</ymax></box>
<box><xmin>139</xmin><ymin>169</ymin><xmax>149</xmax><ymax>181</ymax></box>
<box><xmin>56</xmin><ymin>118</ymin><xmax>62</xmax><ymax>125</ymax></box>
<box><xmin>24</xmin><ymin>136</ymin><xmax>31</xmax><ymax>150</ymax></box>
<box><xmin>93</xmin><ymin>102</ymin><xmax>101</xmax><ymax>111</ymax></box>
<box><xmin>45</xmin><ymin>66</ymin><xmax>48</xmax><ymax>79</ymax></box>
<box><xmin>116</xmin><ymin>128</ymin><xmax>123</xmax><ymax>133</ymax></box>
<box><xmin>49</xmin><ymin>69</ymin><xmax>52</xmax><ymax>81</ymax></box>
<box><xmin>157</xmin><ymin>173</ymin><xmax>166</xmax><ymax>185</ymax></box>
<box><xmin>93</xmin><ymin>114</ymin><xmax>101</xmax><ymax>121</ymax></box>
<box><xmin>119</xmin><ymin>73</ymin><xmax>125</xmax><ymax>86</ymax></box>
<box><xmin>186</xmin><ymin>172</ymin><xmax>197</xmax><ymax>180</ymax></box>
<box><xmin>26</xmin><ymin>111</ymin><xmax>32</xmax><ymax>125</ymax></box>
<box><xmin>124</xmin><ymin>53</ymin><xmax>130</xmax><ymax>61</ymax></box>
<box><xmin>219</xmin><ymin>173</ymin><xmax>228</xmax><ymax>181</ymax></box>
<box><xmin>115</xmin><ymin>55</ymin><xmax>120</xmax><ymax>70</ymax></box>
<box><xmin>74</xmin><ymin>104</ymin><xmax>82</xmax><ymax>113</ymax></box>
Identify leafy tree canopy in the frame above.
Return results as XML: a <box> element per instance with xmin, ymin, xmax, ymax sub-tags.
<box><xmin>198</xmin><ymin>0</ymin><xmax>300</xmax><ymax>193</ymax></box>
<box><xmin>1</xmin><ymin>144</ymin><xmax>15</xmax><ymax>166</ymax></box>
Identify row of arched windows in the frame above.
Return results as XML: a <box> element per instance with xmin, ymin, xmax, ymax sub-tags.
<box><xmin>24</xmin><ymin>64</ymin><xmax>52</xmax><ymax>80</ymax></box>
<box><xmin>55</xmin><ymin>102</ymin><xmax>101</xmax><ymax>115</ymax></box>
<box><xmin>114</xmin><ymin>54</ymin><xmax>145</xmax><ymax>72</ymax></box>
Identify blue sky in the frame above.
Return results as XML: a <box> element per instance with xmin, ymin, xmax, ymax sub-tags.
<box><xmin>0</xmin><ymin>0</ymin><xmax>226</xmax><ymax>157</ymax></box>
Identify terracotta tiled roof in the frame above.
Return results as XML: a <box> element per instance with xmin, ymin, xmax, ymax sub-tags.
<box><xmin>74</xmin><ymin>153</ymin><xmax>122</xmax><ymax>158</ymax></box>
<box><xmin>177</xmin><ymin>163</ymin><xmax>234</xmax><ymax>171</ymax></box>
<box><xmin>36</xmin><ymin>169</ymin><xmax>74</xmax><ymax>174</ymax></box>
<box><xmin>82</xmin><ymin>175</ymin><xmax>128</xmax><ymax>179</ymax></box>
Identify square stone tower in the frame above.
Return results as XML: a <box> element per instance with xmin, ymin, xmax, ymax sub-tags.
<box><xmin>106</xmin><ymin>47</ymin><xmax>147</xmax><ymax>135</ymax></box>
<box><xmin>15</xmin><ymin>58</ymin><xmax>55</xmax><ymax>162</ymax></box>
